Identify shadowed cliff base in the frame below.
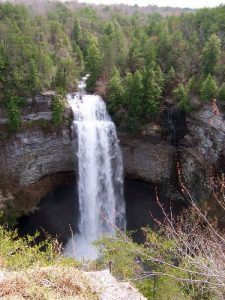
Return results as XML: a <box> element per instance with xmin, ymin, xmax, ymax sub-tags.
<box><xmin>18</xmin><ymin>178</ymin><xmax>186</xmax><ymax>246</ymax></box>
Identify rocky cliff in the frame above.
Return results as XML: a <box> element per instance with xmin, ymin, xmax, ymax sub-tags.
<box><xmin>0</xmin><ymin>93</ymin><xmax>75</xmax><ymax>213</ymax></box>
<box><xmin>0</xmin><ymin>95</ymin><xmax>225</xmax><ymax>215</ymax></box>
<box><xmin>121</xmin><ymin>102</ymin><xmax>225</xmax><ymax>203</ymax></box>
<box><xmin>180</xmin><ymin>104</ymin><xmax>225</xmax><ymax>201</ymax></box>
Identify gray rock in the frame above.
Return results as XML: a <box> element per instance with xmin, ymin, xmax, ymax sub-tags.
<box><xmin>120</xmin><ymin>136</ymin><xmax>174</xmax><ymax>184</ymax></box>
<box><xmin>0</xmin><ymin>96</ymin><xmax>225</xmax><ymax>213</ymax></box>
<box><xmin>0</xmin><ymin>271</ymin><xmax>4</xmax><ymax>283</ymax></box>
<box><xmin>0</xmin><ymin>128</ymin><xmax>74</xmax><ymax>187</ymax></box>
<box><xmin>85</xmin><ymin>270</ymin><xmax>147</xmax><ymax>300</ymax></box>
<box><xmin>180</xmin><ymin>104</ymin><xmax>225</xmax><ymax>201</ymax></box>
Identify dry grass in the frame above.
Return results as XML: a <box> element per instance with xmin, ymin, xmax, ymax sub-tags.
<box><xmin>0</xmin><ymin>276</ymin><xmax>29</xmax><ymax>298</ymax></box>
<box><xmin>0</xmin><ymin>267</ymin><xmax>99</xmax><ymax>300</ymax></box>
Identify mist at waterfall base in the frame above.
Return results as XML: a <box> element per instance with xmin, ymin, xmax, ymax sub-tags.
<box><xmin>65</xmin><ymin>77</ymin><xmax>126</xmax><ymax>260</ymax></box>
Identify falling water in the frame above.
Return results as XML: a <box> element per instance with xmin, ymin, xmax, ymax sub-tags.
<box><xmin>65</xmin><ymin>76</ymin><xmax>126</xmax><ymax>260</ymax></box>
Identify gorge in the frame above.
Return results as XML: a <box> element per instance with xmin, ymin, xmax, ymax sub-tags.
<box><xmin>1</xmin><ymin>2</ymin><xmax>225</xmax><ymax>298</ymax></box>
<box><xmin>1</xmin><ymin>90</ymin><xmax>225</xmax><ymax>247</ymax></box>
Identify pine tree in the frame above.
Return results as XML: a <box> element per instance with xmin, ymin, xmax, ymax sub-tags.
<box><xmin>165</xmin><ymin>66</ymin><xmax>176</xmax><ymax>95</ymax></box>
<box><xmin>202</xmin><ymin>34</ymin><xmax>221</xmax><ymax>75</ymax></box>
<box><xmin>217</xmin><ymin>82</ymin><xmax>225</xmax><ymax>102</ymax></box>
<box><xmin>173</xmin><ymin>84</ymin><xmax>191</xmax><ymax>112</ymax></box>
<box><xmin>142</xmin><ymin>68</ymin><xmax>163</xmax><ymax>120</ymax></box>
<box><xmin>107</xmin><ymin>68</ymin><xmax>124</xmax><ymax>115</ymax></box>
<box><xmin>73</xmin><ymin>43</ymin><xmax>84</xmax><ymax>72</ymax></box>
<box><xmin>29</xmin><ymin>59</ymin><xmax>40</xmax><ymax>92</ymax></box>
<box><xmin>201</xmin><ymin>74</ymin><xmax>218</xmax><ymax>101</ymax></box>
<box><xmin>125</xmin><ymin>71</ymin><xmax>143</xmax><ymax>131</ymax></box>
<box><xmin>128</xmin><ymin>37</ymin><xmax>145</xmax><ymax>73</ymax></box>
<box><xmin>7</xmin><ymin>96</ymin><xmax>21</xmax><ymax>131</ymax></box>
<box><xmin>155</xmin><ymin>65</ymin><xmax>164</xmax><ymax>90</ymax></box>
<box><xmin>86</xmin><ymin>39</ymin><xmax>102</xmax><ymax>92</ymax></box>
<box><xmin>72</xmin><ymin>18</ymin><xmax>81</xmax><ymax>43</ymax></box>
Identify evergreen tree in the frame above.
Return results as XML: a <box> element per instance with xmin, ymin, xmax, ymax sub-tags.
<box><xmin>86</xmin><ymin>39</ymin><xmax>102</xmax><ymax>92</ymax></box>
<box><xmin>201</xmin><ymin>74</ymin><xmax>218</xmax><ymax>101</ymax></box>
<box><xmin>142</xmin><ymin>68</ymin><xmax>163</xmax><ymax>120</ymax></box>
<box><xmin>72</xmin><ymin>18</ymin><xmax>81</xmax><ymax>43</ymax></box>
<box><xmin>101</xmin><ymin>21</ymin><xmax>127</xmax><ymax>78</ymax></box>
<box><xmin>155</xmin><ymin>65</ymin><xmax>164</xmax><ymax>90</ymax></box>
<box><xmin>217</xmin><ymin>82</ymin><xmax>225</xmax><ymax>102</ymax></box>
<box><xmin>7</xmin><ymin>96</ymin><xmax>21</xmax><ymax>130</ymax></box>
<box><xmin>202</xmin><ymin>34</ymin><xmax>221</xmax><ymax>75</ymax></box>
<box><xmin>187</xmin><ymin>76</ymin><xmax>201</xmax><ymax>96</ymax></box>
<box><xmin>125</xmin><ymin>71</ymin><xmax>143</xmax><ymax>131</ymax></box>
<box><xmin>107</xmin><ymin>68</ymin><xmax>124</xmax><ymax>115</ymax></box>
<box><xmin>104</xmin><ymin>22</ymin><xmax>115</xmax><ymax>37</ymax></box>
<box><xmin>165</xmin><ymin>66</ymin><xmax>176</xmax><ymax>95</ymax></box>
<box><xmin>73</xmin><ymin>43</ymin><xmax>84</xmax><ymax>73</ymax></box>
<box><xmin>128</xmin><ymin>36</ymin><xmax>145</xmax><ymax>73</ymax></box>
<box><xmin>173</xmin><ymin>84</ymin><xmax>191</xmax><ymax>112</ymax></box>
<box><xmin>29</xmin><ymin>59</ymin><xmax>40</xmax><ymax>92</ymax></box>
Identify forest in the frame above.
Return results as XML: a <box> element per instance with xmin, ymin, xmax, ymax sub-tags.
<box><xmin>0</xmin><ymin>1</ymin><xmax>224</xmax><ymax>131</ymax></box>
<box><xmin>1</xmin><ymin>2</ymin><xmax>225</xmax><ymax>300</ymax></box>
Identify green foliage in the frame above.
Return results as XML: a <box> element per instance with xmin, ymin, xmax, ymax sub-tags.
<box><xmin>125</xmin><ymin>71</ymin><xmax>144</xmax><ymax>131</ymax></box>
<box><xmin>201</xmin><ymin>74</ymin><xmax>218</xmax><ymax>101</ymax></box>
<box><xmin>52</xmin><ymin>95</ymin><xmax>64</xmax><ymax>126</ymax></box>
<box><xmin>73</xmin><ymin>43</ymin><xmax>85</xmax><ymax>72</ymax></box>
<box><xmin>217</xmin><ymin>82</ymin><xmax>225</xmax><ymax>102</ymax></box>
<box><xmin>72</xmin><ymin>18</ymin><xmax>82</xmax><ymax>43</ymax></box>
<box><xmin>0</xmin><ymin>225</ymin><xmax>76</xmax><ymax>271</ymax></box>
<box><xmin>7</xmin><ymin>96</ymin><xmax>22</xmax><ymax>131</ymax></box>
<box><xmin>0</xmin><ymin>191</ymin><xmax>18</xmax><ymax>228</ymax></box>
<box><xmin>86</xmin><ymin>39</ymin><xmax>102</xmax><ymax>92</ymax></box>
<box><xmin>173</xmin><ymin>84</ymin><xmax>191</xmax><ymax>112</ymax></box>
<box><xmin>165</xmin><ymin>66</ymin><xmax>176</xmax><ymax>95</ymax></box>
<box><xmin>107</xmin><ymin>68</ymin><xmax>124</xmax><ymax>117</ymax></box>
<box><xmin>101</xmin><ymin>21</ymin><xmax>128</xmax><ymax>77</ymax></box>
<box><xmin>142</xmin><ymin>67</ymin><xmax>163</xmax><ymax>120</ymax></box>
<box><xmin>137</xmin><ymin>277</ymin><xmax>189</xmax><ymax>300</ymax></box>
<box><xmin>94</xmin><ymin>231</ymin><xmax>189</xmax><ymax>300</ymax></box>
<box><xmin>95</xmin><ymin>235</ymin><xmax>141</xmax><ymax>280</ymax></box>
<box><xmin>0</xmin><ymin>2</ymin><xmax>225</xmax><ymax>132</ymax></box>
<box><xmin>0</xmin><ymin>2</ymin><xmax>80</xmax><ymax>110</ymax></box>
<box><xmin>202</xmin><ymin>34</ymin><xmax>221</xmax><ymax>76</ymax></box>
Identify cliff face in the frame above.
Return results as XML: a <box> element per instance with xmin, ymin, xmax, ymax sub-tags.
<box><xmin>0</xmin><ymin>93</ymin><xmax>75</xmax><ymax>212</ymax></box>
<box><xmin>121</xmin><ymin>135</ymin><xmax>174</xmax><ymax>184</ymax></box>
<box><xmin>121</xmin><ymin>102</ymin><xmax>225</xmax><ymax>203</ymax></box>
<box><xmin>180</xmin><ymin>105</ymin><xmax>225</xmax><ymax>201</ymax></box>
<box><xmin>0</xmin><ymin>95</ymin><xmax>225</xmax><ymax>215</ymax></box>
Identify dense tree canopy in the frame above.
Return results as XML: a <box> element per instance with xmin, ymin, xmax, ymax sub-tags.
<box><xmin>0</xmin><ymin>2</ymin><xmax>225</xmax><ymax>131</ymax></box>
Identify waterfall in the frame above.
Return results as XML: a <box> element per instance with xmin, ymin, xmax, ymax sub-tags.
<box><xmin>65</xmin><ymin>76</ymin><xmax>126</xmax><ymax>260</ymax></box>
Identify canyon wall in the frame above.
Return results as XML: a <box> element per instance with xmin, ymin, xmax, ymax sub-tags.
<box><xmin>0</xmin><ymin>93</ymin><xmax>75</xmax><ymax>212</ymax></box>
<box><xmin>0</xmin><ymin>95</ymin><xmax>225</xmax><ymax>215</ymax></box>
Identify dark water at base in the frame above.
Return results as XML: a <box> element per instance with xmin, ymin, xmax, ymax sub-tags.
<box><xmin>18</xmin><ymin>185</ymin><xmax>79</xmax><ymax>245</ymax></box>
<box><xmin>18</xmin><ymin>179</ymin><xmax>184</xmax><ymax>245</ymax></box>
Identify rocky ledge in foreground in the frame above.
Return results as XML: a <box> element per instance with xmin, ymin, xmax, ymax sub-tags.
<box><xmin>85</xmin><ymin>270</ymin><xmax>147</xmax><ymax>300</ymax></box>
<box><xmin>0</xmin><ymin>267</ymin><xmax>146</xmax><ymax>300</ymax></box>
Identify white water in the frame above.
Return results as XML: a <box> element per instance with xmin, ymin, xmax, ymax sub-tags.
<box><xmin>65</xmin><ymin>76</ymin><xmax>126</xmax><ymax>260</ymax></box>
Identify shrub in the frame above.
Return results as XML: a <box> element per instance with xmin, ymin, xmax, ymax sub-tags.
<box><xmin>52</xmin><ymin>95</ymin><xmax>64</xmax><ymax>126</ymax></box>
<box><xmin>173</xmin><ymin>83</ymin><xmax>192</xmax><ymax>112</ymax></box>
<box><xmin>200</xmin><ymin>75</ymin><xmax>218</xmax><ymax>101</ymax></box>
<box><xmin>217</xmin><ymin>82</ymin><xmax>225</xmax><ymax>102</ymax></box>
<box><xmin>7</xmin><ymin>96</ymin><xmax>22</xmax><ymax>131</ymax></box>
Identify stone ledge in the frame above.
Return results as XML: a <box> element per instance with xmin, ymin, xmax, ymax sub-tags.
<box><xmin>85</xmin><ymin>270</ymin><xmax>147</xmax><ymax>300</ymax></box>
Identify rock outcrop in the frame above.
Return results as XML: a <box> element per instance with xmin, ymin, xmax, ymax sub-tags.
<box><xmin>0</xmin><ymin>95</ymin><xmax>225</xmax><ymax>215</ymax></box>
<box><xmin>85</xmin><ymin>270</ymin><xmax>147</xmax><ymax>300</ymax></box>
<box><xmin>0</xmin><ymin>93</ymin><xmax>75</xmax><ymax>212</ymax></box>
<box><xmin>120</xmin><ymin>135</ymin><xmax>175</xmax><ymax>184</ymax></box>
<box><xmin>180</xmin><ymin>104</ymin><xmax>225</xmax><ymax>201</ymax></box>
<box><xmin>0</xmin><ymin>268</ymin><xmax>147</xmax><ymax>300</ymax></box>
